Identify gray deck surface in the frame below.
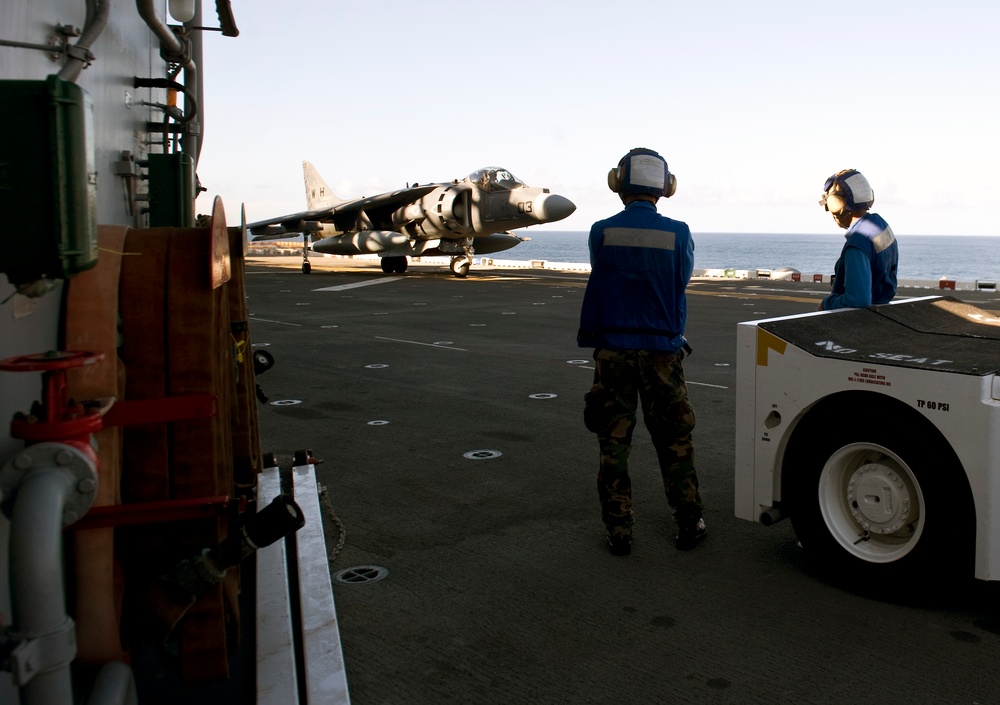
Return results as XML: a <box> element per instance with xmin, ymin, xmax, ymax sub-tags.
<box><xmin>247</xmin><ymin>257</ymin><xmax>1000</xmax><ymax>705</ymax></box>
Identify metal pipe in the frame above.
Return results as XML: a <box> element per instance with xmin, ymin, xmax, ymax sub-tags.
<box><xmin>135</xmin><ymin>0</ymin><xmax>185</xmax><ymax>56</ymax></box>
<box><xmin>187</xmin><ymin>2</ymin><xmax>206</xmax><ymax>165</ymax></box>
<box><xmin>58</xmin><ymin>0</ymin><xmax>111</xmax><ymax>82</ymax></box>
<box><xmin>759</xmin><ymin>505</ymin><xmax>786</xmax><ymax>526</ymax></box>
<box><xmin>10</xmin><ymin>467</ymin><xmax>78</xmax><ymax>705</ymax></box>
<box><xmin>85</xmin><ymin>661</ymin><xmax>138</xmax><ymax>705</ymax></box>
<box><xmin>135</xmin><ymin>0</ymin><xmax>200</xmax><ymax>165</ymax></box>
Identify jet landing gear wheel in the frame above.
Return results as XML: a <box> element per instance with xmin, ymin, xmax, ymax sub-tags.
<box><xmin>380</xmin><ymin>256</ymin><xmax>407</xmax><ymax>274</ymax></box>
<box><xmin>450</xmin><ymin>256</ymin><xmax>471</xmax><ymax>278</ymax></box>
<box><xmin>301</xmin><ymin>261</ymin><xmax>311</xmax><ymax>274</ymax></box>
<box><xmin>787</xmin><ymin>410</ymin><xmax>974</xmax><ymax>583</ymax></box>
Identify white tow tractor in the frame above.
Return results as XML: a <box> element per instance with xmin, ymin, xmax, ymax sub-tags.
<box><xmin>735</xmin><ymin>296</ymin><xmax>1000</xmax><ymax>580</ymax></box>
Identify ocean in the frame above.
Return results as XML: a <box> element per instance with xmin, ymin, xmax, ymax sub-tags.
<box><xmin>509</xmin><ymin>231</ymin><xmax>1000</xmax><ymax>283</ymax></box>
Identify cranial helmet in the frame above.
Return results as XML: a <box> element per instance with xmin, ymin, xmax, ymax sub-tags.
<box><xmin>819</xmin><ymin>169</ymin><xmax>874</xmax><ymax>220</ymax></box>
<box><xmin>608</xmin><ymin>148</ymin><xmax>676</xmax><ymax>200</ymax></box>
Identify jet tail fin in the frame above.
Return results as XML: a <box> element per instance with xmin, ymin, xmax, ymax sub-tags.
<box><xmin>303</xmin><ymin>161</ymin><xmax>345</xmax><ymax>210</ymax></box>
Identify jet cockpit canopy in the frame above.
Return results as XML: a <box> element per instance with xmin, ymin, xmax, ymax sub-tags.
<box><xmin>468</xmin><ymin>167</ymin><xmax>524</xmax><ymax>192</ymax></box>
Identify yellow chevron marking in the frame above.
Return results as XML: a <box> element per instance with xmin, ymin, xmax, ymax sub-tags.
<box><xmin>757</xmin><ymin>329</ymin><xmax>787</xmax><ymax>366</ymax></box>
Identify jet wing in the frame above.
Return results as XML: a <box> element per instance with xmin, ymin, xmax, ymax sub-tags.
<box><xmin>247</xmin><ymin>208</ymin><xmax>333</xmax><ymax>240</ymax></box>
<box><xmin>247</xmin><ymin>184</ymin><xmax>440</xmax><ymax>240</ymax></box>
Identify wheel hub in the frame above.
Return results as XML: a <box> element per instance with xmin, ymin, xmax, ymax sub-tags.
<box><xmin>817</xmin><ymin>442</ymin><xmax>927</xmax><ymax>564</ymax></box>
<box><xmin>846</xmin><ymin>461</ymin><xmax>912</xmax><ymax>534</ymax></box>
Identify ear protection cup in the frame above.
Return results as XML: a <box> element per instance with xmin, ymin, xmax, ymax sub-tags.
<box><xmin>825</xmin><ymin>192</ymin><xmax>846</xmax><ymax>215</ymax></box>
<box><xmin>607</xmin><ymin>167</ymin><xmax>622</xmax><ymax>193</ymax></box>
<box><xmin>664</xmin><ymin>173</ymin><xmax>677</xmax><ymax>199</ymax></box>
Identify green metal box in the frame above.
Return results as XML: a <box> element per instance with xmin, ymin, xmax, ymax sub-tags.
<box><xmin>0</xmin><ymin>75</ymin><xmax>98</xmax><ymax>286</ymax></box>
<box><xmin>147</xmin><ymin>152</ymin><xmax>195</xmax><ymax>228</ymax></box>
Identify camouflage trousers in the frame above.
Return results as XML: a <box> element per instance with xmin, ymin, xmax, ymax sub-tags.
<box><xmin>584</xmin><ymin>348</ymin><xmax>703</xmax><ymax>530</ymax></box>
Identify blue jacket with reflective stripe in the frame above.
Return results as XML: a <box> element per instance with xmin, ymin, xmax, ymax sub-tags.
<box><xmin>577</xmin><ymin>200</ymin><xmax>693</xmax><ymax>352</ymax></box>
<box><xmin>822</xmin><ymin>212</ymin><xmax>898</xmax><ymax>310</ymax></box>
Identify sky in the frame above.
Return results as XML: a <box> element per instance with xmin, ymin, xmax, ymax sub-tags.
<box><xmin>195</xmin><ymin>1</ymin><xmax>999</xmax><ymax>236</ymax></box>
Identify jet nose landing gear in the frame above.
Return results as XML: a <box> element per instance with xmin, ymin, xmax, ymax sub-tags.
<box><xmin>450</xmin><ymin>256</ymin><xmax>471</xmax><ymax>278</ymax></box>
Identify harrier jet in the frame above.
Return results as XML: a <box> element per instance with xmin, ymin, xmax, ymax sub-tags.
<box><xmin>247</xmin><ymin>161</ymin><xmax>576</xmax><ymax>277</ymax></box>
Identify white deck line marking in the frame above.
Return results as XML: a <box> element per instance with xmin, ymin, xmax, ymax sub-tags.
<box><xmin>251</xmin><ymin>317</ymin><xmax>302</xmax><ymax>327</ymax></box>
<box><xmin>375</xmin><ymin>336</ymin><xmax>467</xmax><ymax>351</ymax></box>
<box><xmin>314</xmin><ymin>278</ymin><xmax>399</xmax><ymax>292</ymax></box>
<box><xmin>574</xmin><ymin>366</ymin><xmax>728</xmax><ymax>389</ymax></box>
<box><xmin>745</xmin><ymin>286</ymin><xmax>825</xmax><ymax>296</ymax></box>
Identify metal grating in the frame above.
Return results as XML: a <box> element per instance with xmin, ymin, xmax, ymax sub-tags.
<box><xmin>333</xmin><ymin>565</ymin><xmax>389</xmax><ymax>585</ymax></box>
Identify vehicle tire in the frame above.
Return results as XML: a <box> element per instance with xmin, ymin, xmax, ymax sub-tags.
<box><xmin>301</xmin><ymin>261</ymin><xmax>311</xmax><ymax>274</ymax></box>
<box><xmin>394</xmin><ymin>257</ymin><xmax>408</xmax><ymax>274</ymax></box>
<box><xmin>787</xmin><ymin>411</ymin><xmax>973</xmax><ymax>582</ymax></box>
<box><xmin>252</xmin><ymin>349</ymin><xmax>274</xmax><ymax>374</ymax></box>
<box><xmin>380</xmin><ymin>258</ymin><xmax>393</xmax><ymax>274</ymax></box>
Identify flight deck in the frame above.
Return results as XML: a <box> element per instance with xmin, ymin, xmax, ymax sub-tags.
<box><xmin>240</xmin><ymin>257</ymin><xmax>1000</xmax><ymax>705</ymax></box>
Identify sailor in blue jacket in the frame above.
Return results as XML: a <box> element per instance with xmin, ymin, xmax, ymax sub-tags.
<box><xmin>578</xmin><ymin>148</ymin><xmax>705</xmax><ymax>556</ymax></box>
<box><xmin>818</xmin><ymin>169</ymin><xmax>898</xmax><ymax>310</ymax></box>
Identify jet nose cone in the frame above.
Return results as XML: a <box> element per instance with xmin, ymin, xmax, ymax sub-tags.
<box><xmin>538</xmin><ymin>194</ymin><xmax>576</xmax><ymax>222</ymax></box>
